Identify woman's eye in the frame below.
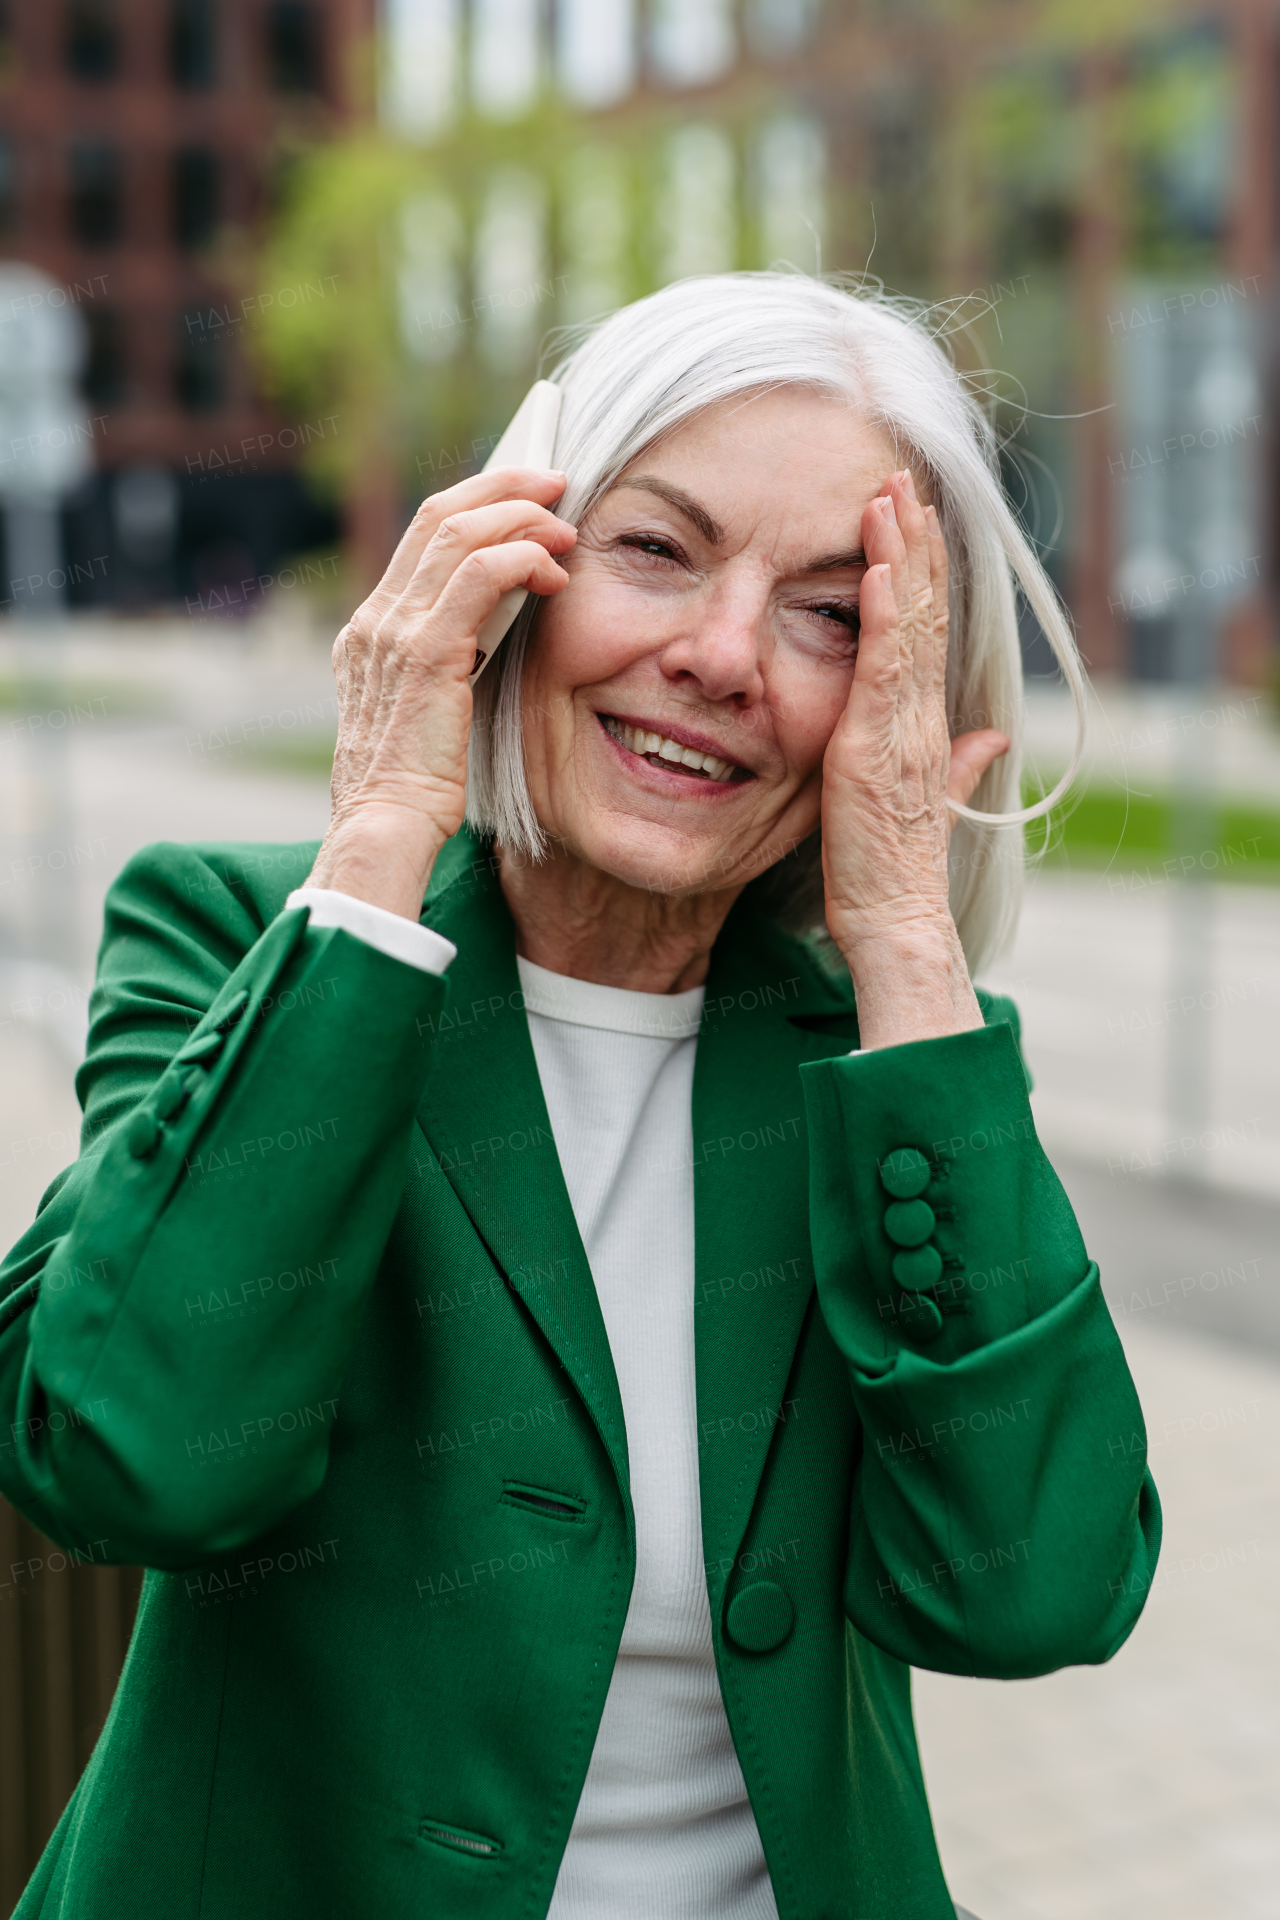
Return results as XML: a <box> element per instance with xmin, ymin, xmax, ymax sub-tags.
<box><xmin>619</xmin><ymin>534</ymin><xmax>684</xmax><ymax>564</ymax></box>
<box><xmin>809</xmin><ymin>603</ymin><xmax>861</xmax><ymax>634</ymax></box>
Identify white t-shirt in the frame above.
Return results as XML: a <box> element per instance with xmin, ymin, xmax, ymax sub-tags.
<box><xmin>517</xmin><ymin>958</ymin><xmax>777</xmax><ymax>1920</ymax></box>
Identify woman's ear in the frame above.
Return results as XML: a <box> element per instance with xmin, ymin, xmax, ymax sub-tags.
<box><xmin>947</xmin><ymin>729</ymin><xmax>1009</xmax><ymax>812</ymax></box>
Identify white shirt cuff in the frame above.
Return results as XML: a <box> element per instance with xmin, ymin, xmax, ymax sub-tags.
<box><xmin>286</xmin><ymin>888</ymin><xmax>456</xmax><ymax>976</ymax></box>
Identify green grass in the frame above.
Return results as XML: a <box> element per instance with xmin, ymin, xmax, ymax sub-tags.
<box><xmin>1027</xmin><ymin>785</ymin><xmax>1280</xmax><ymax>881</ymax></box>
<box><xmin>0</xmin><ymin>675</ymin><xmax>164</xmax><ymax>723</ymax></box>
<box><xmin>246</xmin><ymin>735</ymin><xmax>338</xmax><ymax>777</ymax></box>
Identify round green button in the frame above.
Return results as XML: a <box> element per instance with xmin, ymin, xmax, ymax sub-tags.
<box><xmin>725</xmin><ymin>1582</ymin><xmax>795</xmax><ymax>1653</ymax></box>
<box><xmin>176</xmin><ymin>1029</ymin><xmax>224</xmax><ymax>1067</ymax></box>
<box><xmin>879</xmin><ymin>1147</ymin><xmax>931</xmax><ymax>1199</ymax></box>
<box><xmin>126</xmin><ymin>1110</ymin><xmax>160</xmax><ymax>1159</ymax></box>
<box><xmin>153</xmin><ymin>1072</ymin><xmax>192</xmax><ymax>1121</ymax></box>
<box><xmin>899</xmin><ymin>1295</ymin><xmax>944</xmax><ymax>1341</ymax></box>
<box><xmin>884</xmin><ymin>1199</ymin><xmax>936</xmax><ymax>1248</ymax></box>
<box><xmin>893</xmin><ymin>1245</ymin><xmax>943</xmax><ymax>1292</ymax></box>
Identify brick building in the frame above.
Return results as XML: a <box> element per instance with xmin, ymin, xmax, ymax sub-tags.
<box><xmin>0</xmin><ymin>0</ymin><xmax>373</xmax><ymax>611</ymax></box>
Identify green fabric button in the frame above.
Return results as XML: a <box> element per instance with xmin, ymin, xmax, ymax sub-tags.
<box><xmin>213</xmin><ymin>989</ymin><xmax>251</xmax><ymax>1032</ymax></box>
<box><xmin>892</xmin><ymin>1245</ymin><xmax>942</xmax><ymax>1292</ymax></box>
<box><xmin>126</xmin><ymin>1110</ymin><xmax>160</xmax><ymax>1159</ymax></box>
<box><xmin>884</xmin><ymin>1199</ymin><xmax>935</xmax><ymax>1248</ymax></box>
<box><xmin>725</xmin><ymin>1581</ymin><xmax>794</xmax><ymax>1653</ymax></box>
<box><xmin>153</xmin><ymin>1072</ymin><xmax>193</xmax><ymax>1121</ymax></box>
<box><xmin>176</xmin><ymin>1029</ymin><xmax>225</xmax><ymax>1067</ymax></box>
<box><xmin>899</xmin><ymin>1295</ymin><xmax>944</xmax><ymax>1341</ymax></box>
<box><xmin>879</xmin><ymin>1147</ymin><xmax>931</xmax><ymax>1199</ymax></box>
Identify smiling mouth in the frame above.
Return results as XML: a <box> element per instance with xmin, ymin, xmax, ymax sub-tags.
<box><xmin>598</xmin><ymin>713</ymin><xmax>752</xmax><ymax>784</ymax></box>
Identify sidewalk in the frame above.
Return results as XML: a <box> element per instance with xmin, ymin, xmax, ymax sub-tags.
<box><xmin>916</xmin><ymin>1313</ymin><xmax>1280</xmax><ymax>1920</ymax></box>
<box><xmin>983</xmin><ymin>869</ymin><xmax>1280</xmax><ymax>1204</ymax></box>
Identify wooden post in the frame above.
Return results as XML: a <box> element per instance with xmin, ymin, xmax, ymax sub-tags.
<box><xmin>0</xmin><ymin>1500</ymin><xmax>143</xmax><ymax>1903</ymax></box>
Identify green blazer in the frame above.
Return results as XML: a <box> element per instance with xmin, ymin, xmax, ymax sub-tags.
<box><xmin>0</xmin><ymin>829</ymin><xmax>1160</xmax><ymax>1920</ymax></box>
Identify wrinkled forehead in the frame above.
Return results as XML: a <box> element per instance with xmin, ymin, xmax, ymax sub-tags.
<box><xmin>590</xmin><ymin>391</ymin><xmax>905</xmax><ymax>560</ymax></box>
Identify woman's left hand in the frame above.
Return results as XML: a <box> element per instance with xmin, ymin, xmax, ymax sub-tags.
<box><xmin>820</xmin><ymin>469</ymin><xmax>1009</xmax><ymax>1050</ymax></box>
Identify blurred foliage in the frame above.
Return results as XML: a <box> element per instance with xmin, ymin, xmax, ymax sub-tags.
<box><xmin>246</xmin><ymin>3</ymin><xmax>1240</xmax><ymax>509</ymax></box>
<box><xmin>249</xmin><ymin>97</ymin><xmax>709</xmax><ymax>501</ymax></box>
<box><xmin>244</xmin><ymin>132</ymin><xmax>426</xmax><ymax>501</ymax></box>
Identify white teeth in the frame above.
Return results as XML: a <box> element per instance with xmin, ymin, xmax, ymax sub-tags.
<box><xmin>603</xmin><ymin>716</ymin><xmax>739</xmax><ymax>782</ymax></box>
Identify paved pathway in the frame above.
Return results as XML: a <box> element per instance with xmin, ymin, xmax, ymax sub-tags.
<box><xmin>917</xmin><ymin>1314</ymin><xmax>1280</xmax><ymax>1920</ymax></box>
<box><xmin>985</xmin><ymin>869</ymin><xmax>1280</xmax><ymax>1204</ymax></box>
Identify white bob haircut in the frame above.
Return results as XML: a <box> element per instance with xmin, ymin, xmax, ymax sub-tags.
<box><xmin>466</xmin><ymin>271</ymin><xmax>1085</xmax><ymax>977</ymax></box>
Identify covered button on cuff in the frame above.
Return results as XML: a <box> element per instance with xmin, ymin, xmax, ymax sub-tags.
<box><xmin>879</xmin><ymin>1146</ymin><xmax>930</xmax><ymax>1198</ymax></box>
<box><xmin>892</xmin><ymin>1245</ymin><xmax>942</xmax><ymax>1292</ymax></box>
<box><xmin>884</xmin><ymin>1199</ymin><xmax>935</xmax><ymax>1247</ymax></box>
<box><xmin>725</xmin><ymin>1582</ymin><xmax>794</xmax><ymax>1653</ymax></box>
<box><xmin>126</xmin><ymin>1110</ymin><xmax>160</xmax><ymax>1159</ymax></box>
<box><xmin>176</xmin><ymin>1029</ymin><xmax>225</xmax><ymax>1067</ymax></box>
<box><xmin>153</xmin><ymin>1069</ymin><xmax>196</xmax><ymax>1121</ymax></box>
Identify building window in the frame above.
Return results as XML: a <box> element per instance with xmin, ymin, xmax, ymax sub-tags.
<box><xmin>175</xmin><ymin>309</ymin><xmax>225</xmax><ymax>412</ymax></box>
<box><xmin>65</xmin><ymin>0</ymin><xmax>120</xmax><ymax>82</ymax></box>
<box><xmin>755</xmin><ymin>113</ymin><xmax>825</xmax><ymax>272</ymax></box>
<box><xmin>474</xmin><ymin>169</ymin><xmax>547</xmax><ymax>372</ymax></box>
<box><xmin>381</xmin><ymin>0</ymin><xmax>459</xmax><ymax>137</ymax></box>
<box><xmin>557</xmin><ymin>0</ymin><xmax>633</xmax><ymax>110</ymax></box>
<box><xmin>82</xmin><ymin>302</ymin><xmax>127</xmax><ymax>403</ymax></box>
<box><xmin>171</xmin><ymin>0</ymin><xmax>216</xmax><ymax>88</ymax></box>
<box><xmin>650</xmin><ymin>0</ymin><xmax>735</xmax><ymax>88</ymax></box>
<box><xmin>399</xmin><ymin>191</ymin><xmax>464</xmax><ymax>363</ymax></box>
<box><xmin>471</xmin><ymin>0</ymin><xmax>540</xmax><ymax>119</ymax></box>
<box><xmin>69</xmin><ymin>142</ymin><xmax>123</xmax><ymax>246</ymax></box>
<box><xmin>266</xmin><ymin>2</ymin><xmax>320</xmax><ymax>93</ymax></box>
<box><xmin>747</xmin><ymin>0</ymin><xmax>819</xmax><ymax>56</ymax></box>
<box><xmin>658</xmin><ymin>125</ymin><xmax>736</xmax><ymax>279</ymax></box>
<box><xmin>173</xmin><ymin>148</ymin><xmax>219</xmax><ymax>249</ymax></box>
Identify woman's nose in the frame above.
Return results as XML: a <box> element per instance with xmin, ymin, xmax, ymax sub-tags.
<box><xmin>656</xmin><ymin>583</ymin><xmax>768</xmax><ymax>705</ymax></box>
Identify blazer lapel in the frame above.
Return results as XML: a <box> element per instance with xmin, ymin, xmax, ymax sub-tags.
<box><xmin>413</xmin><ymin>834</ymin><xmax>630</xmax><ymax>1501</ymax></box>
<box><xmin>693</xmin><ymin>898</ymin><xmax>859</xmax><ymax>1587</ymax></box>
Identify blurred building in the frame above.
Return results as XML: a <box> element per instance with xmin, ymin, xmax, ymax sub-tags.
<box><xmin>0</xmin><ymin>0</ymin><xmax>1273</xmax><ymax>679</ymax></box>
<box><xmin>0</xmin><ymin>0</ymin><xmax>368</xmax><ymax>614</ymax></box>
<box><xmin>377</xmin><ymin>0</ymin><xmax>1277</xmax><ymax>686</ymax></box>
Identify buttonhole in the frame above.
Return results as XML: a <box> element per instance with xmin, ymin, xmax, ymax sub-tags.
<box><xmin>419</xmin><ymin>1817</ymin><xmax>503</xmax><ymax>1858</ymax></box>
<box><xmin>500</xmin><ymin>1480</ymin><xmax>586</xmax><ymax>1522</ymax></box>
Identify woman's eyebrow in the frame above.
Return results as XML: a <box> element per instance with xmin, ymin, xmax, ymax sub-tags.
<box><xmin>614</xmin><ymin>477</ymin><xmax>726</xmax><ymax>547</ymax></box>
<box><xmin>802</xmin><ymin>547</ymin><xmax>865</xmax><ymax>574</ymax></box>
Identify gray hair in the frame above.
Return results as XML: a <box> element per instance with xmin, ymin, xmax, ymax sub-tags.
<box><xmin>465</xmin><ymin>271</ymin><xmax>1085</xmax><ymax>976</ymax></box>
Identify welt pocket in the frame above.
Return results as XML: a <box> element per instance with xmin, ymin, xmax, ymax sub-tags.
<box><xmin>500</xmin><ymin>1480</ymin><xmax>587</xmax><ymax>1522</ymax></box>
<box><xmin>419</xmin><ymin>1817</ymin><xmax>503</xmax><ymax>1859</ymax></box>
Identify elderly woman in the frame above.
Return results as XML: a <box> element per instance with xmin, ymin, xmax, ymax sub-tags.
<box><xmin>2</xmin><ymin>274</ymin><xmax>1158</xmax><ymax>1920</ymax></box>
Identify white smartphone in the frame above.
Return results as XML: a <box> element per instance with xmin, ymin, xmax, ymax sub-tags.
<box><xmin>468</xmin><ymin>380</ymin><xmax>564</xmax><ymax>684</ymax></box>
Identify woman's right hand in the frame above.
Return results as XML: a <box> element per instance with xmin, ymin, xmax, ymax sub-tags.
<box><xmin>304</xmin><ymin>468</ymin><xmax>575</xmax><ymax>919</ymax></box>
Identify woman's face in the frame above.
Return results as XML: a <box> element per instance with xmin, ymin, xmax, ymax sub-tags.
<box><xmin>520</xmin><ymin>388</ymin><xmax>902</xmax><ymax>897</ymax></box>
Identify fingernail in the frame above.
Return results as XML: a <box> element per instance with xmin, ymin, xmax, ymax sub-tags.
<box><xmin>904</xmin><ymin>471</ymin><xmax>917</xmax><ymax>499</ymax></box>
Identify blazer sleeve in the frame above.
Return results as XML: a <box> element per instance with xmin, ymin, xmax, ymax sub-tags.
<box><xmin>0</xmin><ymin>843</ymin><xmax>449</xmax><ymax>1568</ymax></box>
<box><xmin>800</xmin><ymin>998</ymin><xmax>1162</xmax><ymax>1680</ymax></box>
